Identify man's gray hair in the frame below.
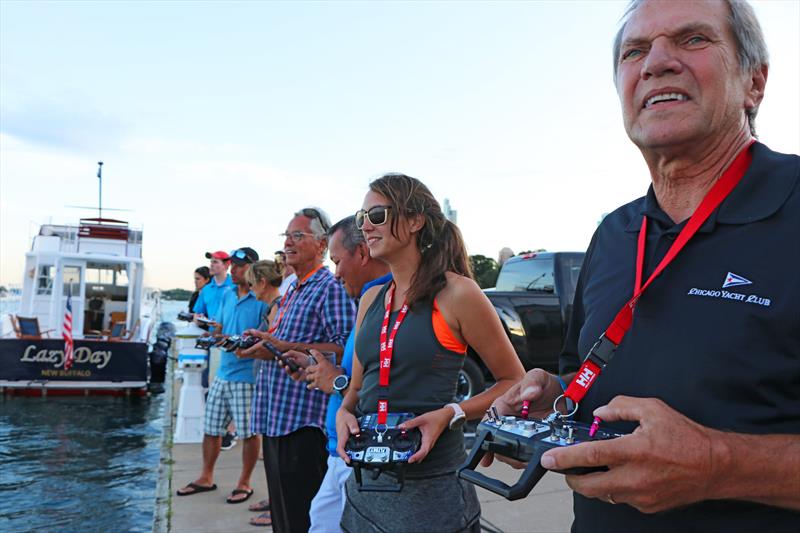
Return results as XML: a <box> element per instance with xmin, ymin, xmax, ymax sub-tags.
<box><xmin>612</xmin><ymin>0</ymin><xmax>769</xmax><ymax>135</ymax></box>
<box><xmin>295</xmin><ymin>206</ymin><xmax>332</xmax><ymax>241</ymax></box>
<box><xmin>328</xmin><ymin>215</ymin><xmax>365</xmax><ymax>254</ymax></box>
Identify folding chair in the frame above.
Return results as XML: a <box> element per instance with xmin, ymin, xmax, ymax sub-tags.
<box><xmin>13</xmin><ymin>315</ymin><xmax>55</xmax><ymax>339</ymax></box>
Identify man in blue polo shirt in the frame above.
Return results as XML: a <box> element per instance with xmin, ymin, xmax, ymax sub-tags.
<box><xmin>193</xmin><ymin>250</ymin><xmax>234</xmax><ymax>390</ymax></box>
<box><xmin>177</xmin><ymin>247</ymin><xmax>266</xmax><ymax>505</ymax></box>
<box><xmin>193</xmin><ymin>250</ymin><xmax>233</xmax><ymax>320</ymax></box>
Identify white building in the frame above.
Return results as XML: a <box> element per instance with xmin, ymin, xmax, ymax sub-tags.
<box><xmin>443</xmin><ymin>198</ymin><xmax>458</xmax><ymax>224</ymax></box>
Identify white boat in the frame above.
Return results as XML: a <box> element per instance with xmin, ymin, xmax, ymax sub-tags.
<box><xmin>0</xmin><ymin>216</ymin><xmax>161</xmax><ymax>395</ymax></box>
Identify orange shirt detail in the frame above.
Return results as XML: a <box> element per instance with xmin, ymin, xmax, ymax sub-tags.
<box><xmin>432</xmin><ymin>299</ymin><xmax>467</xmax><ymax>354</ymax></box>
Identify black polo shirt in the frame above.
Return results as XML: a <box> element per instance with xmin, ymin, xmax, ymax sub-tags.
<box><xmin>560</xmin><ymin>142</ymin><xmax>800</xmax><ymax>532</ymax></box>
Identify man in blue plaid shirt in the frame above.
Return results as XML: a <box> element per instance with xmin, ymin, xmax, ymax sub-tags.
<box><xmin>243</xmin><ymin>207</ymin><xmax>355</xmax><ymax>532</ymax></box>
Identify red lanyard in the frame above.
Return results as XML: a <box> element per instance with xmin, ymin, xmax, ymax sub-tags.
<box><xmin>377</xmin><ymin>282</ymin><xmax>410</xmax><ymax>425</ymax></box>
<box><xmin>564</xmin><ymin>141</ymin><xmax>755</xmax><ymax>404</ymax></box>
<box><xmin>268</xmin><ymin>264</ymin><xmax>324</xmax><ymax>334</ymax></box>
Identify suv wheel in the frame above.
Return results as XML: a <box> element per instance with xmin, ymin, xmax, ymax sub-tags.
<box><xmin>455</xmin><ymin>356</ymin><xmax>485</xmax><ymax>403</ymax></box>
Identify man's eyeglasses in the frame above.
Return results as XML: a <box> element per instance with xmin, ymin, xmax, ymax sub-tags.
<box><xmin>279</xmin><ymin>231</ymin><xmax>315</xmax><ymax>242</ymax></box>
<box><xmin>230</xmin><ymin>249</ymin><xmax>248</xmax><ymax>260</ymax></box>
<box><xmin>355</xmin><ymin>205</ymin><xmax>392</xmax><ymax>230</ymax></box>
<box><xmin>300</xmin><ymin>208</ymin><xmax>330</xmax><ymax>233</ymax></box>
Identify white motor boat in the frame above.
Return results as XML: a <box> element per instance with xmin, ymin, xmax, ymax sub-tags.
<box><xmin>0</xmin><ymin>217</ymin><xmax>161</xmax><ymax>396</ymax></box>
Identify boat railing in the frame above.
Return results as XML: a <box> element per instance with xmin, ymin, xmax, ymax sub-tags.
<box><xmin>36</xmin><ymin>220</ymin><xmax>143</xmax><ymax>255</ymax></box>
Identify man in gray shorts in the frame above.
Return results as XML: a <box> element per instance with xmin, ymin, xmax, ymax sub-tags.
<box><xmin>177</xmin><ymin>247</ymin><xmax>267</xmax><ymax>505</ymax></box>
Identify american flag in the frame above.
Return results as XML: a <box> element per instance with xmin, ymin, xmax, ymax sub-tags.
<box><xmin>63</xmin><ymin>291</ymin><xmax>74</xmax><ymax>371</ymax></box>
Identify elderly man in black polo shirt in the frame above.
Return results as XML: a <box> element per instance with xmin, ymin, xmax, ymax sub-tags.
<box><xmin>490</xmin><ymin>1</ymin><xmax>799</xmax><ymax>531</ymax></box>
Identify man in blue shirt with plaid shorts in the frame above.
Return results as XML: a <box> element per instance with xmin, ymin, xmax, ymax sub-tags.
<box><xmin>177</xmin><ymin>247</ymin><xmax>266</xmax><ymax>505</ymax></box>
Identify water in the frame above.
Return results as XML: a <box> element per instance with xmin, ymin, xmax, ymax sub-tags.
<box><xmin>0</xmin><ymin>298</ymin><xmax>21</xmax><ymax>316</ymax></box>
<box><xmin>0</xmin><ymin>299</ymin><xmax>189</xmax><ymax>533</ymax></box>
<box><xmin>0</xmin><ymin>395</ymin><xmax>164</xmax><ymax>532</ymax></box>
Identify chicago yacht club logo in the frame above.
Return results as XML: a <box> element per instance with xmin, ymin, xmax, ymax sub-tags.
<box><xmin>687</xmin><ymin>271</ymin><xmax>770</xmax><ymax>307</ymax></box>
<box><xmin>722</xmin><ymin>272</ymin><xmax>752</xmax><ymax>289</ymax></box>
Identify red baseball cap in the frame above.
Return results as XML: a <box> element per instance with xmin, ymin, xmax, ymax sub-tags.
<box><xmin>205</xmin><ymin>250</ymin><xmax>231</xmax><ymax>261</ymax></box>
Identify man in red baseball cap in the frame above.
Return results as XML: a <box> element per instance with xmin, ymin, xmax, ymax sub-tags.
<box><xmin>193</xmin><ymin>249</ymin><xmax>236</xmax><ymax>438</ymax></box>
<box><xmin>205</xmin><ymin>250</ymin><xmax>231</xmax><ymax>261</ymax></box>
<box><xmin>194</xmin><ymin>251</ymin><xmax>233</xmax><ymax>319</ymax></box>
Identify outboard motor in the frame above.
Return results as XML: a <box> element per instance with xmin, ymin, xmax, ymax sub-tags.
<box><xmin>149</xmin><ymin>322</ymin><xmax>176</xmax><ymax>388</ymax></box>
<box><xmin>157</xmin><ymin>321</ymin><xmax>177</xmax><ymax>338</ymax></box>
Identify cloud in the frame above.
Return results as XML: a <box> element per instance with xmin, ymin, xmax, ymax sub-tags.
<box><xmin>0</xmin><ymin>91</ymin><xmax>126</xmax><ymax>153</ymax></box>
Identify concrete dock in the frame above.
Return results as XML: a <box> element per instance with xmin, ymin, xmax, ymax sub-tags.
<box><xmin>168</xmin><ymin>441</ymin><xmax>574</xmax><ymax>533</ymax></box>
<box><xmin>159</xmin><ymin>362</ymin><xmax>575</xmax><ymax>532</ymax></box>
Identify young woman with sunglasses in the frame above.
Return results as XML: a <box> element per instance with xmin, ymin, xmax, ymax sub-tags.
<box><xmin>336</xmin><ymin>174</ymin><xmax>525</xmax><ymax>532</ymax></box>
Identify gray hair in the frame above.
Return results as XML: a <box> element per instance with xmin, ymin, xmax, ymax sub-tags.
<box><xmin>328</xmin><ymin>215</ymin><xmax>365</xmax><ymax>254</ymax></box>
<box><xmin>612</xmin><ymin>0</ymin><xmax>769</xmax><ymax>135</ymax></box>
<box><xmin>294</xmin><ymin>206</ymin><xmax>332</xmax><ymax>241</ymax></box>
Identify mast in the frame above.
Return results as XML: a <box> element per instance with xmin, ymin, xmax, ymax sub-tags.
<box><xmin>97</xmin><ymin>161</ymin><xmax>104</xmax><ymax>219</ymax></box>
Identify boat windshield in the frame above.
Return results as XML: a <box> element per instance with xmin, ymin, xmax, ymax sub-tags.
<box><xmin>84</xmin><ymin>262</ymin><xmax>131</xmax><ymax>333</ymax></box>
<box><xmin>85</xmin><ymin>263</ymin><xmax>129</xmax><ymax>296</ymax></box>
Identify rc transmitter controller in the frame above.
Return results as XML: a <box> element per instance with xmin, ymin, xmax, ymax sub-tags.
<box><xmin>221</xmin><ymin>335</ymin><xmax>261</xmax><ymax>350</ymax></box>
<box><xmin>345</xmin><ymin>412</ymin><xmax>422</xmax><ymax>492</ymax></box>
<box><xmin>195</xmin><ymin>335</ymin><xmax>261</xmax><ymax>351</ymax></box>
<box><xmin>458</xmin><ymin>412</ymin><xmax>627</xmax><ymax>500</ymax></box>
<box><xmin>195</xmin><ymin>337</ymin><xmax>217</xmax><ymax>349</ymax></box>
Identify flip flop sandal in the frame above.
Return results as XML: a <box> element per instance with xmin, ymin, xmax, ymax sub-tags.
<box><xmin>249</xmin><ymin>499</ymin><xmax>270</xmax><ymax>512</ymax></box>
<box><xmin>226</xmin><ymin>488</ymin><xmax>254</xmax><ymax>504</ymax></box>
<box><xmin>176</xmin><ymin>482</ymin><xmax>218</xmax><ymax>496</ymax></box>
<box><xmin>249</xmin><ymin>512</ymin><xmax>272</xmax><ymax>527</ymax></box>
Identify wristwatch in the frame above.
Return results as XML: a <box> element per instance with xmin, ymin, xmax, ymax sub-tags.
<box><xmin>446</xmin><ymin>402</ymin><xmax>466</xmax><ymax>430</ymax></box>
<box><xmin>332</xmin><ymin>373</ymin><xmax>350</xmax><ymax>395</ymax></box>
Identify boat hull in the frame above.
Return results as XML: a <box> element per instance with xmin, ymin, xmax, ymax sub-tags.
<box><xmin>0</xmin><ymin>338</ymin><xmax>148</xmax><ymax>394</ymax></box>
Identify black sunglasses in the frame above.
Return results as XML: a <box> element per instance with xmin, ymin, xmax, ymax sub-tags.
<box><xmin>300</xmin><ymin>208</ymin><xmax>329</xmax><ymax>232</ymax></box>
<box><xmin>355</xmin><ymin>205</ymin><xmax>392</xmax><ymax>230</ymax></box>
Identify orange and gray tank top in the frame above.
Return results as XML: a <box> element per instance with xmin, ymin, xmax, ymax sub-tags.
<box><xmin>355</xmin><ymin>282</ymin><xmax>467</xmax><ymax>475</ymax></box>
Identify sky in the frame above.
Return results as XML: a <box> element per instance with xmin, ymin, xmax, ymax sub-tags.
<box><xmin>1</xmin><ymin>0</ymin><xmax>798</xmax><ymax>291</ymax></box>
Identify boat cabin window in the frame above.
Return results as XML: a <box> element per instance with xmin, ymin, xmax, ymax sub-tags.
<box><xmin>85</xmin><ymin>263</ymin><xmax>129</xmax><ymax>300</ymax></box>
<box><xmin>62</xmin><ymin>266</ymin><xmax>81</xmax><ymax>296</ymax></box>
<box><xmin>116</xmin><ymin>269</ymin><xmax>130</xmax><ymax>286</ymax></box>
<box><xmin>83</xmin><ymin>263</ymin><xmax>131</xmax><ymax>334</ymax></box>
<box><xmin>36</xmin><ymin>265</ymin><xmax>54</xmax><ymax>295</ymax></box>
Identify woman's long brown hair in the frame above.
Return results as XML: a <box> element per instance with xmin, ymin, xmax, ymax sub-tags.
<box><xmin>369</xmin><ymin>173</ymin><xmax>473</xmax><ymax>309</ymax></box>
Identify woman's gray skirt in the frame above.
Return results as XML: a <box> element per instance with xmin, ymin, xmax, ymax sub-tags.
<box><xmin>340</xmin><ymin>469</ymin><xmax>481</xmax><ymax>533</ymax></box>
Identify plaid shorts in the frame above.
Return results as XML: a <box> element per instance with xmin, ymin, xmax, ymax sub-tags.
<box><xmin>204</xmin><ymin>379</ymin><xmax>254</xmax><ymax>438</ymax></box>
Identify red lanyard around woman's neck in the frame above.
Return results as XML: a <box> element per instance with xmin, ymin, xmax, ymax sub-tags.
<box><xmin>563</xmin><ymin>141</ymin><xmax>755</xmax><ymax>405</ymax></box>
<box><xmin>377</xmin><ymin>282</ymin><xmax>410</xmax><ymax>425</ymax></box>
